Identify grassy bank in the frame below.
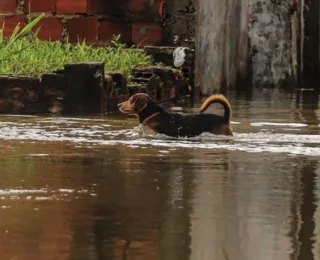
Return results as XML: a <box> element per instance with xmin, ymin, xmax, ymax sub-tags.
<box><xmin>0</xmin><ymin>35</ymin><xmax>153</xmax><ymax>78</ymax></box>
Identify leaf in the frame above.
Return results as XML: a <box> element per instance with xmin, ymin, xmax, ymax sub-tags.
<box><xmin>0</xmin><ymin>13</ymin><xmax>45</xmax><ymax>61</ymax></box>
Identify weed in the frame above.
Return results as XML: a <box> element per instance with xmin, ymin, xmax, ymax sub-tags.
<box><xmin>0</xmin><ymin>30</ymin><xmax>153</xmax><ymax>78</ymax></box>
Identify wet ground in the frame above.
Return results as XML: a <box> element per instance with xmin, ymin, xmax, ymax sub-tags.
<box><xmin>0</xmin><ymin>89</ymin><xmax>320</xmax><ymax>260</ymax></box>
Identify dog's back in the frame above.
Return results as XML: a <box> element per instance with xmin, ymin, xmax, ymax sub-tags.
<box><xmin>148</xmin><ymin>111</ymin><xmax>232</xmax><ymax>137</ymax></box>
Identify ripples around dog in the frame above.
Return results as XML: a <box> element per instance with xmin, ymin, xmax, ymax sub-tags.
<box><xmin>0</xmin><ymin>116</ymin><xmax>319</xmax><ymax>157</ymax></box>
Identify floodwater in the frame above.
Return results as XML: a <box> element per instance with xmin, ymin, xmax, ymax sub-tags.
<box><xmin>0</xmin><ymin>89</ymin><xmax>320</xmax><ymax>260</ymax></box>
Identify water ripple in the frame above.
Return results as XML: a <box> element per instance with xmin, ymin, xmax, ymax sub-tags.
<box><xmin>0</xmin><ymin>117</ymin><xmax>319</xmax><ymax>157</ymax></box>
<box><xmin>0</xmin><ymin>188</ymin><xmax>93</xmax><ymax>201</ymax></box>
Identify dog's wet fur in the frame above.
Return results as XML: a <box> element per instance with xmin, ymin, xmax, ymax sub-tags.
<box><xmin>118</xmin><ymin>93</ymin><xmax>233</xmax><ymax>137</ymax></box>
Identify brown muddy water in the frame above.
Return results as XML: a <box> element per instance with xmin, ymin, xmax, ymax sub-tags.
<box><xmin>0</xmin><ymin>89</ymin><xmax>320</xmax><ymax>260</ymax></box>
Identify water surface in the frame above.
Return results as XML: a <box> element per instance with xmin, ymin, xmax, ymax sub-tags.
<box><xmin>0</xmin><ymin>89</ymin><xmax>320</xmax><ymax>260</ymax></box>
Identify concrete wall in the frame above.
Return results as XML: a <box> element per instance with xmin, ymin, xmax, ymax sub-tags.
<box><xmin>195</xmin><ymin>0</ymin><xmax>249</xmax><ymax>95</ymax></box>
<box><xmin>248</xmin><ymin>0</ymin><xmax>296</xmax><ymax>88</ymax></box>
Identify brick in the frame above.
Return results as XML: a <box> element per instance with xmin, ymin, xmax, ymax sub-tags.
<box><xmin>0</xmin><ymin>16</ymin><xmax>26</xmax><ymax>38</ymax></box>
<box><xmin>0</xmin><ymin>0</ymin><xmax>16</xmax><ymax>14</ymax></box>
<box><xmin>57</xmin><ymin>0</ymin><xmax>86</xmax><ymax>14</ymax></box>
<box><xmin>127</xmin><ymin>0</ymin><xmax>146</xmax><ymax>13</ymax></box>
<box><xmin>67</xmin><ymin>17</ymin><xmax>98</xmax><ymax>43</ymax></box>
<box><xmin>87</xmin><ymin>0</ymin><xmax>108</xmax><ymax>14</ymax></box>
<box><xmin>99</xmin><ymin>21</ymin><xmax>131</xmax><ymax>43</ymax></box>
<box><xmin>132</xmin><ymin>23</ymin><xmax>162</xmax><ymax>46</ymax></box>
<box><xmin>24</xmin><ymin>0</ymin><xmax>56</xmax><ymax>13</ymax></box>
<box><xmin>33</xmin><ymin>17</ymin><xmax>62</xmax><ymax>41</ymax></box>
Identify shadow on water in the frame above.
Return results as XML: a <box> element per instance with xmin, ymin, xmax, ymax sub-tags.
<box><xmin>0</xmin><ymin>89</ymin><xmax>320</xmax><ymax>260</ymax></box>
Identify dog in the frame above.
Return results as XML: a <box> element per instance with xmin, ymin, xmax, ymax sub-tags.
<box><xmin>118</xmin><ymin>93</ymin><xmax>233</xmax><ymax>137</ymax></box>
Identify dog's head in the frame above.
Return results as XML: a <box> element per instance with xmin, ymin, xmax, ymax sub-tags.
<box><xmin>118</xmin><ymin>93</ymin><xmax>150</xmax><ymax>114</ymax></box>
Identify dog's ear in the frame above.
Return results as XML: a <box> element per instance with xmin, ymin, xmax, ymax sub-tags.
<box><xmin>133</xmin><ymin>95</ymin><xmax>148</xmax><ymax>112</ymax></box>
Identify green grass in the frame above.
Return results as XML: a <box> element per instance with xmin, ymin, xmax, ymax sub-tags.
<box><xmin>0</xmin><ymin>13</ymin><xmax>45</xmax><ymax>61</ymax></box>
<box><xmin>0</xmin><ymin>34</ymin><xmax>153</xmax><ymax>78</ymax></box>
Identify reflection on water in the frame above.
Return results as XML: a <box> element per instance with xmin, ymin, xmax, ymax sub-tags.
<box><xmin>0</xmin><ymin>89</ymin><xmax>320</xmax><ymax>260</ymax></box>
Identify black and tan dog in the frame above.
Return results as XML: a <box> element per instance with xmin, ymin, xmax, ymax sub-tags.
<box><xmin>118</xmin><ymin>93</ymin><xmax>233</xmax><ymax>137</ymax></box>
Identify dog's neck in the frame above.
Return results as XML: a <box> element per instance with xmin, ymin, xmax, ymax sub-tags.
<box><xmin>141</xmin><ymin>112</ymin><xmax>161</xmax><ymax>125</ymax></box>
<box><xmin>138</xmin><ymin>101</ymin><xmax>164</xmax><ymax>124</ymax></box>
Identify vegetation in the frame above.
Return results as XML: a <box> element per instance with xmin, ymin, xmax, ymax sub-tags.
<box><xmin>0</xmin><ymin>21</ymin><xmax>153</xmax><ymax>78</ymax></box>
<box><xmin>0</xmin><ymin>13</ymin><xmax>45</xmax><ymax>61</ymax></box>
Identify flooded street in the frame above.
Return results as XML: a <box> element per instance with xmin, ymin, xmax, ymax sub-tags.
<box><xmin>0</xmin><ymin>89</ymin><xmax>320</xmax><ymax>260</ymax></box>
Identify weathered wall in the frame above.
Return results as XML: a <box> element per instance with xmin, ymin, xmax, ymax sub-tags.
<box><xmin>195</xmin><ymin>0</ymin><xmax>317</xmax><ymax>93</ymax></box>
<box><xmin>162</xmin><ymin>0</ymin><xmax>195</xmax><ymax>47</ymax></box>
<box><xmin>0</xmin><ymin>0</ymin><xmax>164</xmax><ymax>46</ymax></box>
<box><xmin>248</xmin><ymin>0</ymin><xmax>296</xmax><ymax>88</ymax></box>
<box><xmin>195</xmin><ymin>0</ymin><xmax>249</xmax><ymax>95</ymax></box>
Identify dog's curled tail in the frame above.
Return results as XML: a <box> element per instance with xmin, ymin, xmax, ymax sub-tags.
<box><xmin>199</xmin><ymin>94</ymin><xmax>232</xmax><ymax>121</ymax></box>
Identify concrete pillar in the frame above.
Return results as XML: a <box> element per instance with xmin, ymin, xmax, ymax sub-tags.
<box><xmin>195</xmin><ymin>0</ymin><xmax>249</xmax><ymax>95</ymax></box>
